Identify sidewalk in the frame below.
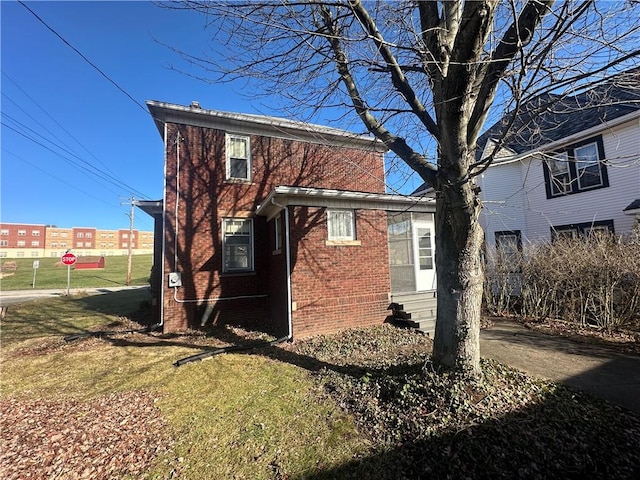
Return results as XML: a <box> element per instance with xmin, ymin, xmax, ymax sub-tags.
<box><xmin>480</xmin><ymin>318</ymin><xmax>640</xmax><ymax>412</ymax></box>
<box><xmin>0</xmin><ymin>285</ymin><xmax>148</xmax><ymax>305</ymax></box>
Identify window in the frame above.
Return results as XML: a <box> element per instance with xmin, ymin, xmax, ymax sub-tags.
<box><xmin>1</xmin><ymin>229</ymin><xmax>9</xmax><ymax>235</ymax></box>
<box><xmin>223</xmin><ymin>218</ymin><xmax>253</xmax><ymax>272</ymax></box>
<box><xmin>32</xmin><ymin>230</ymin><xmax>40</xmax><ymax>236</ymax></box>
<box><xmin>327</xmin><ymin>210</ymin><xmax>356</xmax><ymax>241</ymax></box>
<box><xmin>122</xmin><ymin>233</ymin><xmax>128</xmax><ymax>239</ymax></box>
<box><xmin>60</xmin><ymin>242</ymin><xmax>67</xmax><ymax>248</ymax></box>
<box><xmin>551</xmin><ymin>220</ymin><xmax>614</xmax><ymax>240</ymax></box>
<box><xmin>52</xmin><ymin>242</ymin><xmax>58</xmax><ymax>248</ymax></box>
<box><xmin>417</xmin><ymin>227</ymin><xmax>433</xmax><ymax>270</ymax></box>
<box><xmin>31</xmin><ymin>241</ymin><xmax>39</xmax><ymax>247</ymax></box>
<box><xmin>101</xmin><ymin>233</ymin><xmax>107</xmax><ymax>238</ymax></box>
<box><xmin>547</xmin><ymin>152</ymin><xmax>571</xmax><ymax>196</ymax></box>
<box><xmin>122</xmin><ymin>242</ymin><xmax>127</xmax><ymax>248</ymax></box>
<box><xmin>85</xmin><ymin>242</ymin><xmax>92</xmax><ymax>248</ymax></box>
<box><xmin>18</xmin><ymin>230</ymin><xmax>26</xmax><ymax>236</ymax></box>
<box><xmin>0</xmin><ymin>240</ymin><xmax>7</xmax><ymax>247</ymax></box>
<box><xmin>226</xmin><ymin>134</ymin><xmax>251</xmax><ymax>180</ymax></box>
<box><xmin>495</xmin><ymin>230</ymin><xmax>522</xmax><ymax>255</ymax></box>
<box><xmin>274</xmin><ymin>215</ymin><xmax>282</xmax><ymax>252</ymax></box>
<box><xmin>17</xmin><ymin>240</ymin><xmax>25</xmax><ymax>247</ymax></box>
<box><xmin>77</xmin><ymin>242</ymin><xmax>84</xmax><ymax>247</ymax></box>
<box><xmin>77</xmin><ymin>232</ymin><xmax>84</xmax><ymax>238</ymax></box>
<box><xmin>0</xmin><ymin>252</ymin><xmax>6</xmax><ymax>258</ymax></box>
<box><xmin>575</xmin><ymin>142</ymin><xmax>604</xmax><ymax>189</ymax></box>
<box><xmin>31</xmin><ymin>251</ymin><xmax>39</xmax><ymax>257</ymax></box>
<box><xmin>61</xmin><ymin>232</ymin><xmax>68</xmax><ymax>237</ymax></box>
<box><xmin>52</xmin><ymin>232</ymin><xmax>58</xmax><ymax>237</ymax></box>
<box><xmin>543</xmin><ymin>136</ymin><xmax>608</xmax><ymax>198</ymax></box>
<box><xmin>86</xmin><ymin>232</ymin><xmax>92</xmax><ymax>238</ymax></box>
<box><xmin>17</xmin><ymin>251</ymin><xmax>25</xmax><ymax>257</ymax></box>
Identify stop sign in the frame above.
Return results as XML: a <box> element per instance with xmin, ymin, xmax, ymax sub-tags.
<box><xmin>61</xmin><ymin>252</ymin><xmax>77</xmax><ymax>266</ymax></box>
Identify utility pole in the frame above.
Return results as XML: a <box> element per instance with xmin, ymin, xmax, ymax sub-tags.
<box><xmin>125</xmin><ymin>196</ymin><xmax>135</xmax><ymax>286</ymax></box>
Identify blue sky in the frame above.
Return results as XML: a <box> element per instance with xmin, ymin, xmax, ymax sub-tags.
<box><xmin>2</xmin><ymin>1</ymin><xmax>417</xmax><ymax>231</ymax></box>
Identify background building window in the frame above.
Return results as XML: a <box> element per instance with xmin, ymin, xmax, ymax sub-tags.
<box><xmin>543</xmin><ymin>136</ymin><xmax>608</xmax><ymax>198</ymax></box>
<box><xmin>226</xmin><ymin>134</ymin><xmax>251</xmax><ymax>180</ymax></box>
<box><xmin>327</xmin><ymin>210</ymin><xmax>356</xmax><ymax>241</ymax></box>
<box><xmin>551</xmin><ymin>220</ymin><xmax>614</xmax><ymax>240</ymax></box>
<box><xmin>223</xmin><ymin>218</ymin><xmax>253</xmax><ymax>272</ymax></box>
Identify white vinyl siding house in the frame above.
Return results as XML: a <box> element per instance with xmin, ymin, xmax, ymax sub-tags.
<box><xmin>478</xmin><ymin>111</ymin><xmax>640</xmax><ymax>248</ymax></box>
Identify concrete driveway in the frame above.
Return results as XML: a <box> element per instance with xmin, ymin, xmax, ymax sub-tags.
<box><xmin>481</xmin><ymin>318</ymin><xmax>640</xmax><ymax>412</ymax></box>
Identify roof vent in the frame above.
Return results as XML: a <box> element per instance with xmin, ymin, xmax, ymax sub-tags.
<box><xmin>190</xmin><ymin>101</ymin><xmax>201</xmax><ymax>109</ymax></box>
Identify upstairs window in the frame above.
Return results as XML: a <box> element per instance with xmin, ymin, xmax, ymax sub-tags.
<box><xmin>226</xmin><ymin>134</ymin><xmax>251</xmax><ymax>181</ymax></box>
<box><xmin>327</xmin><ymin>210</ymin><xmax>356</xmax><ymax>241</ymax></box>
<box><xmin>543</xmin><ymin>136</ymin><xmax>608</xmax><ymax>198</ymax></box>
<box><xmin>223</xmin><ymin>218</ymin><xmax>254</xmax><ymax>272</ymax></box>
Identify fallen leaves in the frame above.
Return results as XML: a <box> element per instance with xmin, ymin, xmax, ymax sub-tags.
<box><xmin>0</xmin><ymin>390</ymin><xmax>172</xmax><ymax>480</ymax></box>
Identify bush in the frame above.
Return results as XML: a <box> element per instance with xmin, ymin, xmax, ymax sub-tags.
<box><xmin>484</xmin><ymin>233</ymin><xmax>640</xmax><ymax>332</ymax></box>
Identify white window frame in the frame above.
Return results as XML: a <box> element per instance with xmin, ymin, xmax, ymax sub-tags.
<box><xmin>327</xmin><ymin>209</ymin><xmax>356</xmax><ymax>241</ymax></box>
<box><xmin>575</xmin><ymin>142</ymin><xmax>604</xmax><ymax>190</ymax></box>
<box><xmin>18</xmin><ymin>230</ymin><xmax>26</xmax><ymax>236</ymax></box>
<box><xmin>274</xmin><ymin>215</ymin><xmax>282</xmax><ymax>253</ymax></box>
<box><xmin>223</xmin><ymin>218</ymin><xmax>254</xmax><ymax>272</ymax></box>
<box><xmin>226</xmin><ymin>134</ymin><xmax>251</xmax><ymax>181</ymax></box>
<box><xmin>548</xmin><ymin>152</ymin><xmax>572</xmax><ymax>196</ymax></box>
<box><xmin>1</xmin><ymin>229</ymin><xmax>9</xmax><ymax>236</ymax></box>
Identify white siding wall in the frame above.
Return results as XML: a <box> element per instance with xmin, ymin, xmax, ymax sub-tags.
<box><xmin>478</xmin><ymin>162</ymin><xmax>527</xmax><ymax>247</ymax></box>
<box><xmin>480</xmin><ymin>117</ymin><xmax>640</xmax><ymax>245</ymax></box>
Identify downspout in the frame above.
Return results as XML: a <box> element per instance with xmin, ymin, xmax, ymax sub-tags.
<box><xmin>173</xmin><ymin>199</ymin><xmax>293</xmax><ymax>367</ymax></box>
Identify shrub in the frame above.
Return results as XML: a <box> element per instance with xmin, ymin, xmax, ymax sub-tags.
<box><xmin>484</xmin><ymin>233</ymin><xmax>640</xmax><ymax>332</ymax></box>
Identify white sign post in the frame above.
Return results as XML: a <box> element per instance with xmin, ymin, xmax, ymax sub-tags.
<box><xmin>61</xmin><ymin>252</ymin><xmax>77</xmax><ymax>296</ymax></box>
<box><xmin>32</xmin><ymin>260</ymin><xmax>39</xmax><ymax>289</ymax></box>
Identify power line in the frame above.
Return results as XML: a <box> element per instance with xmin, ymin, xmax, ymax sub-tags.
<box><xmin>17</xmin><ymin>0</ymin><xmax>148</xmax><ymax>114</ymax></box>
<box><xmin>1</xmin><ymin>119</ymin><xmax>149</xmax><ymax>199</ymax></box>
<box><xmin>2</xmin><ymin>74</ymin><xmax>119</xmax><ymax>178</ymax></box>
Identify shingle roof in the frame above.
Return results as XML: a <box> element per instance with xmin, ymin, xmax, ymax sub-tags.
<box><xmin>477</xmin><ymin>71</ymin><xmax>640</xmax><ymax>161</ymax></box>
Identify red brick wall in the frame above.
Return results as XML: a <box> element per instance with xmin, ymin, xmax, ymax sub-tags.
<box><xmin>0</xmin><ymin>223</ymin><xmax>45</xmax><ymax>248</ymax></box>
<box><xmin>161</xmin><ymin>122</ymin><xmax>388</xmax><ymax>333</ymax></box>
<box><xmin>289</xmin><ymin>207</ymin><xmax>391</xmax><ymax>338</ymax></box>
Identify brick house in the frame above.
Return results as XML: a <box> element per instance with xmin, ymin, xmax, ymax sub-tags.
<box><xmin>139</xmin><ymin>101</ymin><xmax>437</xmax><ymax>339</ymax></box>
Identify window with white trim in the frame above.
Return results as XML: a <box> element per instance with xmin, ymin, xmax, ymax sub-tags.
<box><xmin>543</xmin><ymin>136</ymin><xmax>608</xmax><ymax>198</ymax></box>
<box><xmin>327</xmin><ymin>210</ymin><xmax>356</xmax><ymax>241</ymax></box>
<box><xmin>226</xmin><ymin>134</ymin><xmax>251</xmax><ymax>181</ymax></box>
<box><xmin>32</xmin><ymin>230</ymin><xmax>40</xmax><ymax>236</ymax></box>
<box><xmin>274</xmin><ymin>215</ymin><xmax>282</xmax><ymax>252</ymax></box>
<box><xmin>18</xmin><ymin>230</ymin><xmax>26</xmax><ymax>236</ymax></box>
<box><xmin>0</xmin><ymin>240</ymin><xmax>7</xmax><ymax>247</ymax></box>
<box><xmin>223</xmin><ymin>218</ymin><xmax>254</xmax><ymax>272</ymax></box>
<box><xmin>1</xmin><ymin>229</ymin><xmax>9</xmax><ymax>236</ymax></box>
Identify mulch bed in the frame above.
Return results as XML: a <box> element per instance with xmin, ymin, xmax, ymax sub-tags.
<box><xmin>0</xmin><ymin>390</ymin><xmax>173</xmax><ymax>480</ymax></box>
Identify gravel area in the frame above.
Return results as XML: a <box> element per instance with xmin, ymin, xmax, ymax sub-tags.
<box><xmin>0</xmin><ymin>390</ymin><xmax>172</xmax><ymax>480</ymax></box>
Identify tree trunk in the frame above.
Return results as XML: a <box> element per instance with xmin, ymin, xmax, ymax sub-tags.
<box><xmin>432</xmin><ymin>175</ymin><xmax>484</xmax><ymax>378</ymax></box>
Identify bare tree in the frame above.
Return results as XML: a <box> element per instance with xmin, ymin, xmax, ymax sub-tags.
<box><xmin>164</xmin><ymin>0</ymin><xmax>640</xmax><ymax>377</ymax></box>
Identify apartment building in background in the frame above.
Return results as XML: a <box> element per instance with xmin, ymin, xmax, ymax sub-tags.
<box><xmin>0</xmin><ymin>223</ymin><xmax>154</xmax><ymax>259</ymax></box>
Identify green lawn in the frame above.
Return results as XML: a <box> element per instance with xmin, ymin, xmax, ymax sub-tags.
<box><xmin>0</xmin><ymin>254</ymin><xmax>152</xmax><ymax>290</ymax></box>
<box><xmin>2</xmin><ymin>290</ymin><xmax>639</xmax><ymax>479</ymax></box>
